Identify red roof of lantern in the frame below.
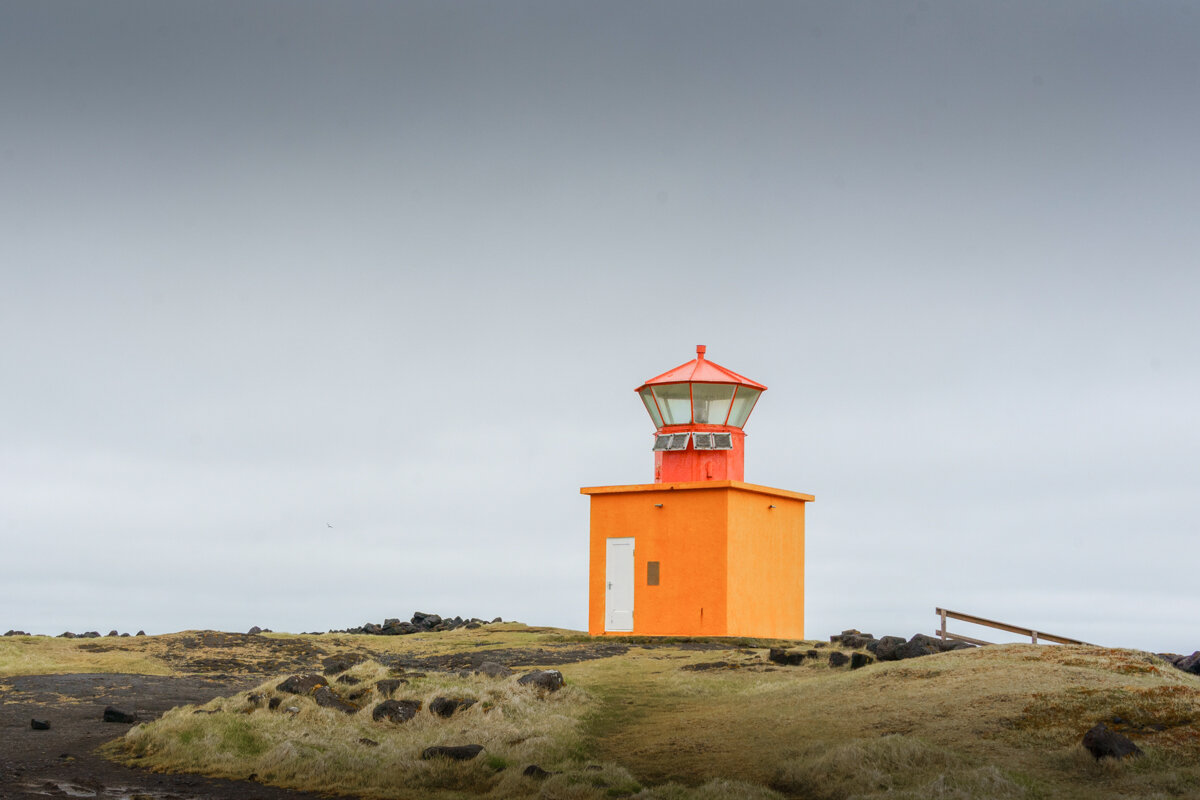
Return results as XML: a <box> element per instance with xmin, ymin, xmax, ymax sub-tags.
<box><xmin>636</xmin><ymin>345</ymin><xmax>767</xmax><ymax>391</ymax></box>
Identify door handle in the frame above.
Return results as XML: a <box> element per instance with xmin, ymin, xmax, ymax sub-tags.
<box><xmin>607</xmin><ymin>582</ymin><xmax>612</xmax><ymax>589</ymax></box>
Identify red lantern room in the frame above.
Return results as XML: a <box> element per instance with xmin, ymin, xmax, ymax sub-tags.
<box><xmin>636</xmin><ymin>345</ymin><xmax>766</xmax><ymax>483</ymax></box>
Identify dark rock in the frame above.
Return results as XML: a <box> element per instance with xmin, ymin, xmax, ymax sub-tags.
<box><xmin>1176</xmin><ymin>652</ymin><xmax>1200</xmax><ymax>675</ymax></box>
<box><xmin>422</xmin><ymin>744</ymin><xmax>484</xmax><ymax>761</ymax></box>
<box><xmin>682</xmin><ymin>661</ymin><xmax>737</xmax><ymax>671</ymax></box>
<box><xmin>475</xmin><ymin>661</ymin><xmax>513</xmax><ymax>678</ymax></box>
<box><xmin>841</xmin><ymin>634</ymin><xmax>877</xmax><ymax>649</ymax></box>
<box><xmin>1082</xmin><ymin>723</ymin><xmax>1143</xmax><ymax>760</ymax></box>
<box><xmin>806</xmin><ymin>649</ymin><xmax>821</xmax><ymax>660</ymax></box>
<box><xmin>336</xmin><ymin>674</ymin><xmax>361</xmax><ymax>685</ymax></box>
<box><xmin>119</xmin><ymin>632</ymin><xmax>130</xmax><ymax>637</ymax></box>
<box><xmin>362</xmin><ymin>623</ymin><xmax>382</xmax><ymax>635</ymax></box>
<box><xmin>312</xmin><ymin>686</ymin><xmax>359</xmax><ymax>714</ymax></box>
<box><xmin>268</xmin><ymin>697</ymin><xmax>282</xmax><ymax>710</ymax></box>
<box><xmin>942</xmin><ymin>639</ymin><xmax>976</xmax><ymax>651</ymax></box>
<box><xmin>376</xmin><ymin>679</ymin><xmax>406</xmax><ymax>696</ymax></box>
<box><xmin>247</xmin><ymin>626</ymin><xmax>263</xmax><ymax>635</ymax></box>
<box><xmin>106</xmin><ymin>630</ymin><xmax>119</xmax><ymax>637</ymax></box>
<box><xmin>465</xmin><ymin>622</ymin><xmax>482</xmax><ymax>629</ymax></box>
<box><xmin>873</xmin><ymin>636</ymin><xmax>908</xmax><ymax>661</ymax></box>
<box><xmin>359</xmin><ymin>737</ymin><xmax>379</xmax><ymax>747</ymax></box>
<box><xmin>1157</xmin><ymin>653</ymin><xmax>1184</xmax><ymax>666</ymax></box>
<box><xmin>81</xmin><ymin>631</ymin><xmax>100</xmax><ymax>638</ymax></box>
<box><xmin>277</xmin><ymin>674</ymin><xmax>328</xmax><ymax>695</ymax></box>
<box><xmin>517</xmin><ymin>669</ymin><xmax>565</xmax><ymax>692</ymax></box>
<box><xmin>828</xmin><ymin>651</ymin><xmax>850</xmax><ymax>668</ymax></box>
<box><xmin>768</xmin><ymin>648</ymin><xmax>805</xmax><ymax>666</ymax></box>
<box><xmin>523</xmin><ymin>764</ymin><xmax>550</xmax><ymax>779</ymax></box>
<box><xmin>103</xmin><ymin>706</ymin><xmax>137</xmax><ymax>723</ymax></box>
<box><xmin>413</xmin><ymin>613</ymin><xmax>443</xmax><ymax>629</ymax></box>
<box><xmin>136</xmin><ymin>630</ymin><xmax>145</xmax><ymax>636</ymax></box>
<box><xmin>246</xmin><ymin>693</ymin><xmax>265</xmax><ymax>706</ymax></box>
<box><xmin>429</xmin><ymin>697</ymin><xmax>476</xmax><ymax>717</ymax></box>
<box><xmin>58</xmin><ymin>632</ymin><xmax>76</xmax><ymax>639</ymax></box>
<box><xmin>382</xmin><ymin>621</ymin><xmax>417</xmax><ymax>635</ymax></box>
<box><xmin>373</xmin><ymin>699</ymin><xmax>421</xmax><ymax>723</ymax></box>
<box><xmin>322</xmin><ymin>653</ymin><xmax>367</xmax><ymax>675</ymax></box>
<box><xmin>31</xmin><ymin>719</ymin><xmax>50</xmax><ymax>730</ymax></box>
<box><xmin>491</xmin><ymin>617</ymin><xmax>502</xmax><ymax>624</ymax></box>
<box><xmin>850</xmin><ymin>653</ymin><xmax>874</xmax><ymax>670</ymax></box>
<box><xmin>384</xmin><ymin>618</ymin><xmax>400</xmax><ymax>626</ymax></box>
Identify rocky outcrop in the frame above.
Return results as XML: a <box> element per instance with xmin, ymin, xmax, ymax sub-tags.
<box><xmin>336</xmin><ymin>612</ymin><xmax>501</xmax><ymax>636</ymax></box>
<box><xmin>312</xmin><ymin>686</ymin><xmax>358</xmax><ymax>714</ymax></box>
<box><xmin>429</xmin><ymin>697</ymin><xmax>476</xmax><ymax>717</ymax></box>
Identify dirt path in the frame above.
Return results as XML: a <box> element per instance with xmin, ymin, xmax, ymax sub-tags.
<box><xmin>0</xmin><ymin>673</ymin><xmax>332</xmax><ymax>800</ymax></box>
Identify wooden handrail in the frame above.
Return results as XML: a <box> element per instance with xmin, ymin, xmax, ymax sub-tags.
<box><xmin>936</xmin><ymin>607</ymin><xmax>1093</xmax><ymax>646</ymax></box>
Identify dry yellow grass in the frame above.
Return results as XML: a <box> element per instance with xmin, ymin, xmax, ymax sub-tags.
<box><xmin>0</xmin><ymin>635</ymin><xmax>174</xmax><ymax>676</ymax></box>
<box><xmin>9</xmin><ymin>626</ymin><xmax>1200</xmax><ymax>799</ymax></box>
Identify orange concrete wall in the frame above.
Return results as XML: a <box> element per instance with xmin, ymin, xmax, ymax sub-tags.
<box><xmin>587</xmin><ymin>487</ymin><xmax>730</xmax><ymax>636</ymax></box>
<box><xmin>725</xmin><ymin>490</ymin><xmax>805</xmax><ymax>639</ymax></box>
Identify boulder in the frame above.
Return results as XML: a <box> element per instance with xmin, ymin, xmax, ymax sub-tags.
<box><xmin>768</xmin><ymin>648</ymin><xmax>806</xmax><ymax>666</ymax></box>
<box><xmin>373</xmin><ymin>699</ymin><xmax>421</xmax><ymax>723</ymax></box>
<box><xmin>850</xmin><ymin>652</ymin><xmax>874</xmax><ymax>670</ymax></box>
<box><xmin>136</xmin><ymin>630</ymin><xmax>145</xmax><ymax>636</ymax></box>
<box><xmin>31</xmin><ymin>719</ymin><xmax>50</xmax><ymax>730</ymax></box>
<box><xmin>828</xmin><ymin>651</ymin><xmax>850</xmax><ymax>668</ymax></box>
<box><xmin>58</xmin><ymin>632</ymin><xmax>76</xmax><ymax>639</ymax></box>
<box><xmin>429</xmin><ymin>697</ymin><xmax>476</xmax><ymax>717</ymax></box>
<box><xmin>103</xmin><ymin>706</ymin><xmax>137</xmax><ymax>723</ymax></box>
<box><xmin>247</xmin><ymin>626</ymin><xmax>263</xmax><ymax>635</ymax></box>
<box><xmin>465</xmin><ymin>622</ymin><xmax>482</xmax><ymax>629</ymax></box>
<box><xmin>268</xmin><ymin>697</ymin><xmax>282</xmax><ymax>710</ymax></box>
<box><xmin>517</xmin><ymin>669</ymin><xmax>565</xmax><ymax>692</ymax></box>
<box><xmin>873</xmin><ymin>636</ymin><xmax>908</xmax><ymax>661</ymax></box>
<box><xmin>382</xmin><ymin>621</ymin><xmax>417</xmax><ymax>635</ymax></box>
<box><xmin>81</xmin><ymin>631</ymin><xmax>100</xmax><ymax>638</ymax></box>
<box><xmin>413</xmin><ymin>613</ymin><xmax>443</xmax><ymax>629</ymax></box>
<box><xmin>422</xmin><ymin>744</ymin><xmax>484</xmax><ymax>761</ymax></box>
<box><xmin>312</xmin><ymin>686</ymin><xmax>358</xmax><ymax>714</ymax></box>
<box><xmin>106</xmin><ymin>630</ymin><xmax>119</xmax><ymax>637</ymax></box>
<box><xmin>1082</xmin><ymin>723</ymin><xmax>1142</xmax><ymax>760</ymax></box>
<box><xmin>523</xmin><ymin>764</ymin><xmax>551</xmax><ymax>779</ymax></box>
<box><xmin>841</xmin><ymin>634</ymin><xmax>877</xmax><ymax>649</ymax></box>
<box><xmin>491</xmin><ymin>617</ymin><xmax>503</xmax><ymax>624</ymax></box>
<box><xmin>362</xmin><ymin>623</ymin><xmax>382</xmax><ymax>635</ymax></box>
<box><xmin>376</xmin><ymin>679</ymin><xmax>406</xmax><ymax>696</ymax></box>
<box><xmin>475</xmin><ymin>661</ymin><xmax>513</xmax><ymax>678</ymax></box>
<box><xmin>893</xmin><ymin>634</ymin><xmax>943</xmax><ymax>661</ymax></box>
<box><xmin>277</xmin><ymin>674</ymin><xmax>328</xmax><ymax>695</ymax></box>
<box><xmin>336</xmin><ymin>675</ymin><xmax>361</xmax><ymax>685</ymax></box>
<box><xmin>359</xmin><ymin>737</ymin><xmax>379</xmax><ymax>747</ymax></box>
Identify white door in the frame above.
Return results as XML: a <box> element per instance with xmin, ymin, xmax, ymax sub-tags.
<box><xmin>605</xmin><ymin>537</ymin><xmax>635</xmax><ymax>632</ymax></box>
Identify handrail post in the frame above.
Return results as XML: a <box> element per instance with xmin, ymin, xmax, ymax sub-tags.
<box><xmin>939</xmin><ymin>608</ymin><xmax>947</xmax><ymax>642</ymax></box>
<box><xmin>1031</xmin><ymin>630</ymin><xmax>1038</xmax><ymax>644</ymax></box>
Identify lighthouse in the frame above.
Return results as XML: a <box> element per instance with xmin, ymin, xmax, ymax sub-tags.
<box><xmin>581</xmin><ymin>346</ymin><xmax>813</xmax><ymax>639</ymax></box>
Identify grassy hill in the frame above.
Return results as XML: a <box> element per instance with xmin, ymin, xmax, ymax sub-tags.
<box><xmin>4</xmin><ymin>625</ymin><xmax>1199</xmax><ymax>799</ymax></box>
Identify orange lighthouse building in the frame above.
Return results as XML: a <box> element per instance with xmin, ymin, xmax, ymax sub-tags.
<box><xmin>582</xmin><ymin>346</ymin><xmax>813</xmax><ymax>639</ymax></box>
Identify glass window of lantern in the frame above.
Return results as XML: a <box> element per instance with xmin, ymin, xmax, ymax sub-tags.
<box><xmin>651</xmin><ymin>383</ymin><xmax>692</xmax><ymax>425</ymax></box>
<box><xmin>691</xmin><ymin>383</ymin><xmax>735</xmax><ymax>425</ymax></box>
<box><xmin>639</xmin><ymin>387</ymin><xmax>664</xmax><ymax>428</ymax></box>
<box><xmin>727</xmin><ymin>387</ymin><xmax>762</xmax><ymax>428</ymax></box>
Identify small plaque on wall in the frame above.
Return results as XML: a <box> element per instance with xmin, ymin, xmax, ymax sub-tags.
<box><xmin>647</xmin><ymin>561</ymin><xmax>660</xmax><ymax>586</ymax></box>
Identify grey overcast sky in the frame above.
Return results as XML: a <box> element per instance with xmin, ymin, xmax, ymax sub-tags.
<box><xmin>2</xmin><ymin>2</ymin><xmax>1197</xmax><ymax>651</ymax></box>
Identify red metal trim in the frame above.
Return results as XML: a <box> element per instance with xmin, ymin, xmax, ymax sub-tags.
<box><xmin>649</xmin><ymin>385</ymin><xmax>668</xmax><ymax>428</ymax></box>
<box><xmin>723</xmin><ymin>386</ymin><xmax>737</xmax><ymax>426</ymax></box>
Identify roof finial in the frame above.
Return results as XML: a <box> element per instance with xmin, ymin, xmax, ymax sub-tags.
<box><xmin>697</xmin><ymin>344</ymin><xmax>706</xmax><ymax>360</ymax></box>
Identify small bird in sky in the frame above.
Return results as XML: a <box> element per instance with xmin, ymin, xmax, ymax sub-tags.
<box><xmin>327</xmin><ymin>523</ymin><xmax>333</xmax><ymax>529</ymax></box>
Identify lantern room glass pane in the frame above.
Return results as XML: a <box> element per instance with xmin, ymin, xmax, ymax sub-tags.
<box><xmin>639</xmin><ymin>388</ymin><xmax>664</xmax><ymax>428</ymax></box>
<box><xmin>727</xmin><ymin>387</ymin><xmax>762</xmax><ymax>428</ymax></box>
<box><xmin>691</xmin><ymin>383</ymin><xmax>735</xmax><ymax>425</ymax></box>
<box><xmin>652</xmin><ymin>383</ymin><xmax>692</xmax><ymax>425</ymax></box>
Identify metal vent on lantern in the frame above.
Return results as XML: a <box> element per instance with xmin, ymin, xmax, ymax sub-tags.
<box><xmin>693</xmin><ymin>432</ymin><xmax>734</xmax><ymax>451</ymax></box>
<box><xmin>652</xmin><ymin>433</ymin><xmax>691</xmax><ymax>451</ymax></box>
